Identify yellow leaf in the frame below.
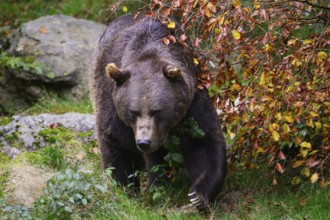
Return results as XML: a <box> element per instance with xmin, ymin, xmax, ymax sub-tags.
<box><xmin>232</xmin><ymin>29</ymin><xmax>241</xmax><ymax>40</ymax></box>
<box><xmin>271</xmin><ymin>130</ymin><xmax>280</xmax><ymax>141</ymax></box>
<box><xmin>301</xmin><ymin>142</ymin><xmax>311</xmax><ymax>149</ymax></box>
<box><xmin>300</xmin><ymin>149</ymin><xmax>308</xmax><ymax>158</ymax></box>
<box><xmin>167</xmin><ymin>22</ymin><xmax>176</xmax><ymax>29</ymax></box>
<box><xmin>230</xmin><ymin>83</ymin><xmax>242</xmax><ymax>91</ymax></box>
<box><xmin>205</xmin><ymin>9</ymin><xmax>211</xmax><ymax>18</ymax></box>
<box><xmin>256</xmin><ymin>147</ymin><xmax>264</xmax><ymax>154</ymax></box>
<box><xmin>232</xmin><ymin>0</ymin><xmax>242</xmax><ymax>8</ymax></box>
<box><xmin>219</xmin><ymin>15</ymin><xmax>225</xmax><ymax>25</ymax></box>
<box><xmin>122</xmin><ymin>6</ymin><xmax>128</xmax><ymax>13</ymax></box>
<box><xmin>261</xmin><ymin>96</ymin><xmax>272</xmax><ymax>102</ymax></box>
<box><xmin>254</xmin><ymin>1</ymin><xmax>261</xmax><ymax>9</ymax></box>
<box><xmin>259</xmin><ymin>72</ymin><xmax>266</xmax><ymax>85</ymax></box>
<box><xmin>275</xmin><ymin>113</ymin><xmax>282</xmax><ymax>120</ymax></box>
<box><xmin>307</xmin><ymin>118</ymin><xmax>314</xmax><ymax>128</ymax></box>
<box><xmin>301</xmin><ymin>167</ymin><xmax>310</xmax><ymax>177</ymax></box>
<box><xmin>193</xmin><ymin>57</ymin><xmax>199</xmax><ymax>65</ymax></box>
<box><xmin>242</xmin><ymin>112</ymin><xmax>248</xmax><ymax>122</ymax></box>
<box><xmin>303</xmin><ymin>39</ymin><xmax>313</xmax><ymax>45</ymax></box>
<box><xmin>228</xmin><ymin>131</ymin><xmax>236</xmax><ymax>139</ymax></box>
<box><xmin>284</xmin><ymin>115</ymin><xmax>294</xmax><ymax>123</ymax></box>
<box><xmin>291</xmin><ymin>176</ymin><xmax>301</xmax><ymax>185</ymax></box>
<box><xmin>317</xmin><ymin>51</ymin><xmax>328</xmax><ymax>60</ymax></box>
<box><xmin>292</xmin><ymin>160</ymin><xmax>304</xmax><ymax>168</ymax></box>
<box><xmin>272</xmin><ymin>123</ymin><xmax>279</xmax><ymax>130</ymax></box>
<box><xmin>287</xmin><ymin>39</ymin><xmax>297</xmax><ymax>46</ymax></box>
<box><xmin>263</xmin><ymin>44</ymin><xmax>272</xmax><ymax>52</ymax></box>
<box><xmin>315</xmin><ymin>122</ymin><xmax>322</xmax><ymax>129</ymax></box>
<box><xmin>310</xmin><ymin>173</ymin><xmax>319</xmax><ymax>184</ymax></box>
<box><xmin>310</xmin><ymin>111</ymin><xmax>319</xmax><ymax>117</ymax></box>
<box><xmin>281</xmin><ymin>123</ymin><xmax>290</xmax><ymax>133</ymax></box>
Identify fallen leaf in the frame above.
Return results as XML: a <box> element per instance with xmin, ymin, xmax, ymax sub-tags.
<box><xmin>310</xmin><ymin>173</ymin><xmax>319</xmax><ymax>183</ymax></box>
<box><xmin>162</xmin><ymin>37</ymin><xmax>170</xmax><ymax>45</ymax></box>
<box><xmin>193</xmin><ymin>57</ymin><xmax>199</xmax><ymax>65</ymax></box>
<box><xmin>301</xmin><ymin>142</ymin><xmax>311</xmax><ymax>149</ymax></box>
<box><xmin>271</xmin><ymin>130</ymin><xmax>280</xmax><ymax>141</ymax></box>
<box><xmin>292</xmin><ymin>160</ymin><xmax>304</xmax><ymax>168</ymax></box>
<box><xmin>39</xmin><ymin>27</ymin><xmax>48</xmax><ymax>34</ymax></box>
<box><xmin>232</xmin><ymin>29</ymin><xmax>241</xmax><ymax>40</ymax></box>
<box><xmin>232</xmin><ymin>0</ymin><xmax>242</xmax><ymax>8</ymax></box>
<box><xmin>168</xmin><ymin>35</ymin><xmax>176</xmax><ymax>43</ymax></box>
<box><xmin>291</xmin><ymin>176</ymin><xmax>300</xmax><ymax>185</ymax></box>
<box><xmin>50</xmin><ymin>123</ymin><xmax>57</xmax><ymax>129</ymax></box>
<box><xmin>278</xmin><ymin>151</ymin><xmax>286</xmax><ymax>160</ymax></box>
<box><xmin>167</xmin><ymin>21</ymin><xmax>176</xmax><ymax>29</ymax></box>
<box><xmin>275</xmin><ymin>163</ymin><xmax>285</xmax><ymax>173</ymax></box>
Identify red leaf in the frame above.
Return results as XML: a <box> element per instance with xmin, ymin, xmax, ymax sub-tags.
<box><xmin>168</xmin><ymin>35</ymin><xmax>176</xmax><ymax>43</ymax></box>
<box><xmin>275</xmin><ymin>163</ymin><xmax>285</xmax><ymax>173</ymax></box>
<box><xmin>50</xmin><ymin>123</ymin><xmax>57</xmax><ymax>129</ymax></box>
<box><xmin>180</xmin><ymin>34</ymin><xmax>187</xmax><ymax>42</ymax></box>
<box><xmin>162</xmin><ymin>37</ymin><xmax>170</xmax><ymax>45</ymax></box>
<box><xmin>278</xmin><ymin>151</ymin><xmax>286</xmax><ymax>160</ymax></box>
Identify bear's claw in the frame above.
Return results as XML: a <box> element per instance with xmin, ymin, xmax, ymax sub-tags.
<box><xmin>188</xmin><ymin>191</ymin><xmax>211</xmax><ymax>215</ymax></box>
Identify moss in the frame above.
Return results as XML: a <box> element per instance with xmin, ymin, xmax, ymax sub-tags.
<box><xmin>77</xmin><ymin>130</ymin><xmax>93</xmax><ymax>138</ymax></box>
<box><xmin>0</xmin><ymin>153</ymin><xmax>10</xmax><ymax>197</ymax></box>
<box><xmin>0</xmin><ymin>152</ymin><xmax>10</xmax><ymax>163</ymax></box>
<box><xmin>38</xmin><ymin>126</ymin><xmax>73</xmax><ymax>144</ymax></box>
<box><xmin>0</xmin><ymin>117</ymin><xmax>13</xmax><ymax>126</ymax></box>
<box><xmin>4</xmin><ymin>131</ymin><xmax>19</xmax><ymax>143</ymax></box>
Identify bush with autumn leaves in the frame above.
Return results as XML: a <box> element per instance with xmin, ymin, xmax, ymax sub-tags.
<box><xmin>115</xmin><ymin>0</ymin><xmax>329</xmax><ymax>186</ymax></box>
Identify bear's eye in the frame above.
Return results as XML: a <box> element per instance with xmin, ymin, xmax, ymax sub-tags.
<box><xmin>149</xmin><ymin>110</ymin><xmax>161</xmax><ymax>117</ymax></box>
<box><xmin>130</xmin><ymin>110</ymin><xmax>140</xmax><ymax>118</ymax></box>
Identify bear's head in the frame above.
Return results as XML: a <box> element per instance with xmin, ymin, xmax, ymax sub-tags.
<box><xmin>106</xmin><ymin>58</ymin><xmax>195</xmax><ymax>153</ymax></box>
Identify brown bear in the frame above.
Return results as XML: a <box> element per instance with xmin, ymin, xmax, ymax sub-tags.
<box><xmin>91</xmin><ymin>13</ymin><xmax>227</xmax><ymax>213</ymax></box>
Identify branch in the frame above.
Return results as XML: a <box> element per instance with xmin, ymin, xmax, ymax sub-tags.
<box><xmin>291</xmin><ymin>0</ymin><xmax>330</xmax><ymax>10</ymax></box>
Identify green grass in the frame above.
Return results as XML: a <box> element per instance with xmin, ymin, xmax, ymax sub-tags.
<box><xmin>21</xmin><ymin>92</ymin><xmax>93</xmax><ymax>115</ymax></box>
<box><xmin>0</xmin><ymin>0</ymin><xmax>148</xmax><ymax>27</ymax></box>
<box><xmin>218</xmin><ymin>169</ymin><xmax>330</xmax><ymax>220</ymax></box>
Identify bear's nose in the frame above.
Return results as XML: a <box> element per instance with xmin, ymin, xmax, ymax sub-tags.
<box><xmin>136</xmin><ymin>139</ymin><xmax>151</xmax><ymax>152</ymax></box>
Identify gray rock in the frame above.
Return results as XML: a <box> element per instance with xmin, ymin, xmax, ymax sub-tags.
<box><xmin>1</xmin><ymin>146</ymin><xmax>21</xmax><ymax>159</ymax></box>
<box><xmin>1</xmin><ymin>15</ymin><xmax>105</xmax><ymax>112</ymax></box>
<box><xmin>0</xmin><ymin>113</ymin><xmax>96</xmax><ymax>156</ymax></box>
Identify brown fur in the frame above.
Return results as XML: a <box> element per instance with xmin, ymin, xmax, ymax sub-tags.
<box><xmin>91</xmin><ymin>13</ymin><xmax>227</xmax><ymax>212</ymax></box>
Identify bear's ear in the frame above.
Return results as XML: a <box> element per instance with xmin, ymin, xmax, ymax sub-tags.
<box><xmin>105</xmin><ymin>63</ymin><xmax>130</xmax><ymax>85</ymax></box>
<box><xmin>163</xmin><ymin>65</ymin><xmax>182</xmax><ymax>80</ymax></box>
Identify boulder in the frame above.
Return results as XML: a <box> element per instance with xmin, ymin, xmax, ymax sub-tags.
<box><xmin>0</xmin><ymin>113</ymin><xmax>96</xmax><ymax>158</ymax></box>
<box><xmin>0</xmin><ymin>15</ymin><xmax>105</xmax><ymax>113</ymax></box>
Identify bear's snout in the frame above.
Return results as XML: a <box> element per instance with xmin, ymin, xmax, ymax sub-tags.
<box><xmin>136</xmin><ymin>139</ymin><xmax>151</xmax><ymax>152</ymax></box>
<box><xmin>135</xmin><ymin>116</ymin><xmax>157</xmax><ymax>153</ymax></box>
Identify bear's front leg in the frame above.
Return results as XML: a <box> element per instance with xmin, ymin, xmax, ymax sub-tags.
<box><xmin>100</xmin><ymin>139</ymin><xmax>144</xmax><ymax>192</ymax></box>
<box><xmin>181</xmin><ymin>136</ymin><xmax>227</xmax><ymax>214</ymax></box>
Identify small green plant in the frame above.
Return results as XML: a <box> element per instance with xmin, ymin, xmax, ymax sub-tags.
<box><xmin>0</xmin><ymin>52</ymin><xmax>44</xmax><ymax>75</ymax></box>
<box><xmin>0</xmin><ymin>117</ymin><xmax>13</xmax><ymax>126</ymax></box>
<box><xmin>3</xmin><ymin>131</ymin><xmax>19</xmax><ymax>143</ymax></box>
<box><xmin>35</xmin><ymin>168</ymin><xmax>113</xmax><ymax>219</ymax></box>
<box><xmin>38</xmin><ymin>126</ymin><xmax>73</xmax><ymax>144</ymax></box>
<box><xmin>0</xmin><ymin>197</ymin><xmax>31</xmax><ymax>220</ymax></box>
<box><xmin>27</xmin><ymin>143</ymin><xmax>65</xmax><ymax>170</ymax></box>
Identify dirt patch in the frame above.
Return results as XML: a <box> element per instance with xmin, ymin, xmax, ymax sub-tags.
<box><xmin>5</xmin><ymin>163</ymin><xmax>53</xmax><ymax>206</ymax></box>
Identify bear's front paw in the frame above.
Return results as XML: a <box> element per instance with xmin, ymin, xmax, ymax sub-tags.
<box><xmin>188</xmin><ymin>191</ymin><xmax>211</xmax><ymax>215</ymax></box>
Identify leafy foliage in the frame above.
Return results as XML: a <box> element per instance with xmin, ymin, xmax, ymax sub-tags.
<box><xmin>0</xmin><ymin>52</ymin><xmax>43</xmax><ymax>75</ymax></box>
<box><xmin>133</xmin><ymin>0</ymin><xmax>329</xmax><ymax>186</ymax></box>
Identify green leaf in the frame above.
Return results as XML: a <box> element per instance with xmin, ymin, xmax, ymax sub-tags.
<box><xmin>64</xmin><ymin>206</ymin><xmax>72</xmax><ymax>213</ymax></box>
